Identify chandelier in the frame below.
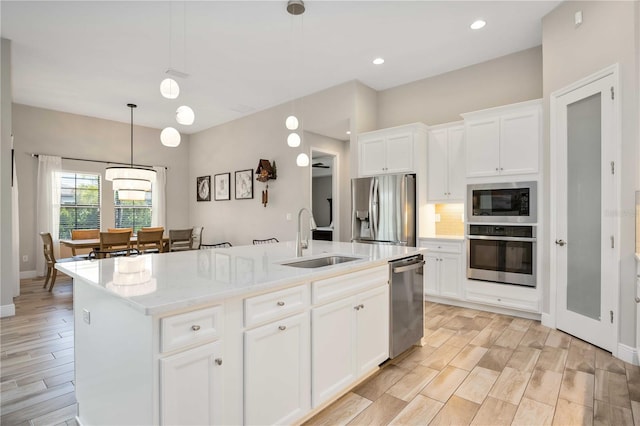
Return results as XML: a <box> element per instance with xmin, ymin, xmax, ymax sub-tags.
<box><xmin>105</xmin><ymin>103</ymin><xmax>156</xmax><ymax>201</ymax></box>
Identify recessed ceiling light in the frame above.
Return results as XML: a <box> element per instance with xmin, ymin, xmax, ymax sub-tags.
<box><xmin>470</xmin><ymin>20</ymin><xmax>486</xmax><ymax>30</ymax></box>
<box><xmin>372</xmin><ymin>57</ymin><xmax>385</xmax><ymax>65</ymax></box>
<box><xmin>346</xmin><ymin>130</ymin><xmax>351</xmax><ymax>135</ymax></box>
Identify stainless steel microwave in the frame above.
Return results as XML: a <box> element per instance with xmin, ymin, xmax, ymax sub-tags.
<box><xmin>467</xmin><ymin>181</ymin><xmax>537</xmax><ymax>223</ymax></box>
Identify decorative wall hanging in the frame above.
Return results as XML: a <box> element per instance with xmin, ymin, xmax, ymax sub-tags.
<box><xmin>214</xmin><ymin>173</ymin><xmax>230</xmax><ymax>201</ymax></box>
<box><xmin>256</xmin><ymin>159</ymin><xmax>277</xmax><ymax>207</ymax></box>
<box><xmin>196</xmin><ymin>175</ymin><xmax>211</xmax><ymax>201</ymax></box>
<box><xmin>235</xmin><ymin>169</ymin><xmax>254</xmax><ymax>200</ymax></box>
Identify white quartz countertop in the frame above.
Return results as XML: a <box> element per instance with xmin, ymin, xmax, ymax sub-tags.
<box><xmin>56</xmin><ymin>240</ymin><xmax>424</xmax><ymax>316</ymax></box>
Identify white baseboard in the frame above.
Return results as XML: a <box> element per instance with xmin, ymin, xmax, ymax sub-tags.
<box><xmin>0</xmin><ymin>303</ymin><xmax>16</xmax><ymax>318</ymax></box>
<box><xmin>20</xmin><ymin>270</ymin><xmax>38</xmax><ymax>279</ymax></box>
<box><xmin>617</xmin><ymin>343</ymin><xmax>638</xmax><ymax>366</ymax></box>
<box><xmin>424</xmin><ymin>295</ymin><xmax>542</xmax><ymax>321</ymax></box>
<box><xmin>541</xmin><ymin>313</ymin><xmax>555</xmax><ymax>328</ymax></box>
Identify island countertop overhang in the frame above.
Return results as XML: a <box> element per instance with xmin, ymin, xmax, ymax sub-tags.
<box><xmin>56</xmin><ymin>240</ymin><xmax>425</xmax><ymax>316</ymax></box>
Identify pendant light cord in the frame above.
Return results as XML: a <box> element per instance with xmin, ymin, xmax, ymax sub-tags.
<box><xmin>127</xmin><ymin>103</ymin><xmax>137</xmax><ymax>168</ymax></box>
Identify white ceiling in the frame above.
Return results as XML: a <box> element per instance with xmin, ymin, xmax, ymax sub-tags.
<box><xmin>1</xmin><ymin>1</ymin><xmax>560</xmax><ymax>139</ymax></box>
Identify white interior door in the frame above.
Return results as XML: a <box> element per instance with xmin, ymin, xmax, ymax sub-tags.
<box><xmin>554</xmin><ymin>72</ymin><xmax>617</xmax><ymax>351</ymax></box>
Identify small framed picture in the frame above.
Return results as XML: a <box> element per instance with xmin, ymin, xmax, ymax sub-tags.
<box><xmin>235</xmin><ymin>169</ymin><xmax>254</xmax><ymax>200</ymax></box>
<box><xmin>214</xmin><ymin>173</ymin><xmax>230</xmax><ymax>201</ymax></box>
<box><xmin>196</xmin><ymin>175</ymin><xmax>211</xmax><ymax>202</ymax></box>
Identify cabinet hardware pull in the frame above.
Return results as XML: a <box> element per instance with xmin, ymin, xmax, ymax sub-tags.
<box><xmin>354</xmin><ymin>305</ymin><xmax>360</xmax><ymax>310</ymax></box>
<box><xmin>215</xmin><ymin>358</ymin><xmax>223</xmax><ymax>366</ymax></box>
<box><xmin>359</xmin><ymin>304</ymin><xmax>365</xmax><ymax>309</ymax></box>
<box><xmin>277</xmin><ymin>301</ymin><xmax>285</xmax><ymax>306</ymax></box>
<box><xmin>278</xmin><ymin>325</ymin><xmax>286</xmax><ymax>331</ymax></box>
<box><xmin>191</xmin><ymin>325</ymin><xmax>201</xmax><ymax>331</ymax></box>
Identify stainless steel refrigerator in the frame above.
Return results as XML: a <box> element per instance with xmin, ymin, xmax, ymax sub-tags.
<box><xmin>351</xmin><ymin>174</ymin><xmax>416</xmax><ymax>247</ymax></box>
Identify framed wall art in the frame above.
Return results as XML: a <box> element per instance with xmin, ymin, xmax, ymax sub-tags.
<box><xmin>196</xmin><ymin>175</ymin><xmax>211</xmax><ymax>202</ymax></box>
<box><xmin>235</xmin><ymin>169</ymin><xmax>253</xmax><ymax>200</ymax></box>
<box><xmin>214</xmin><ymin>173</ymin><xmax>230</xmax><ymax>201</ymax></box>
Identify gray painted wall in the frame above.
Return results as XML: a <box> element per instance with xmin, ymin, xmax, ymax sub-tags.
<box><xmin>542</xmin><ymin>1</ymin><xmax>639</xmax><ymax>346</ymax></box>
<box><xmin>1</xmin><ymin>38</ymin><xmax>16</xmax><ymax>311</ymax></box>
<box><xmin>377</xmin><ymin>46</ymin><xmax>543</xmax><ymax>127</ymax></box>
<box><xmin>12</xmin><ymin>104</ymin><xmax>191</xmax><ymax>273</ymax></box>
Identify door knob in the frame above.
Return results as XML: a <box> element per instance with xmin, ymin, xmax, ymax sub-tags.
<box><xmin>635</xmin><ymin>297</ymin><xmax>640</xmax><ymax>303</ymax></box>
<box><xmin>555</xmin><ymin>239</ymin><xmax>567</xmax><ymax>246</ymax></box>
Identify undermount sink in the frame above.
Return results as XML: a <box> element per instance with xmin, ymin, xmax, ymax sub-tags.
<box><xmin>282</xmin><ymin>255</ymin><xmax>362</xmax><ymax>269</ymax></box>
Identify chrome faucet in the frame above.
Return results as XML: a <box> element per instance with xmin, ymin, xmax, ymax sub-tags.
<box><xmin>296</xmin><ymin>208</ymin><xmax>317</xmax><ymax>257</ymax></box>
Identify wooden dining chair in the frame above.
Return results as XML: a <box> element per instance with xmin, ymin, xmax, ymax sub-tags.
<box><xmin>169</xmin><ymin>228</ymin><xmax>193</xmax><ymax>252</ymax></box>
<box><xmin>40</xmin><ymin>232</ymin><xmax>76</xmax><ymax>291</ymax></box>
<box><xmin>70</xmin><ymin>229</ymin><xmax>100</xmax><ymax>257</ymax></box>
<box><xmin>201</xmin><ymin>242</ymin><xmax>232</xmax><ymax>249</ymax></box>
<box><xmin>191</xmin><ymin>226</ymin><xmax>204</xmax><ymax>250</ymax></box>
<box><xmin>107</xmin><ymin>227</ymin><xmax>133</xmax><ymax>233</ymax></box>
<box><xmin>93</xmin><ymin>230</ymin><xmax>134</xmax><ymax>259</ymax></box>
<box><xmin>252</xmin><ymin>238</ymin><xmax>279</xmax><ymax>245</ymax></box>
<box><xmin>137</xmin><ymin>228</ymin><xmax>165</xmax><ymax>254</ymax></box>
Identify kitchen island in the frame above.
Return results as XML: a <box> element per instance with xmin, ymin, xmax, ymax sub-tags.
<box><xmin>56</xmin><ymin>240</ymin><xmax>424</xmax><ymax>425</ymax></box>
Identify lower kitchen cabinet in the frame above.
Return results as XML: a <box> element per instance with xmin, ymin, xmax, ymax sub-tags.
<box><xmin>420</xmin><ymin>240</ymin><xmax>463</xmax><ymax>299</ymax></box>
<box><xmin>160</xmin><ymin>340</ymin><xmax>224</xmax><ymax>425</ymax></box>
<box><xmin>244</xmin><ymin>311</ymin><xmax>311</xmax><ymax>425</ymax></box>
<box><xmin>311</xmin><ymin>284</ymin><xmax>389</xmax><ymax>407</ymax></box>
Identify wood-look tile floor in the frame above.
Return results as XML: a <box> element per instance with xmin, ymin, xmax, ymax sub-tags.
<box><xmin>306</xmin><ymin>302</ymin><xmax>640</xmax><ymax>426</ymax></box>
<box><xmin>3</xmin><ymin>278</ymin><xmax>640</xmax><ymax>425</ymax></box>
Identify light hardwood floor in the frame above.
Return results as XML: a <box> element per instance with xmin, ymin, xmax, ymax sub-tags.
<box><xmin>2</xmin><ymin>276</ymin><xmax>640</xmax><ymax>425</ymax></box>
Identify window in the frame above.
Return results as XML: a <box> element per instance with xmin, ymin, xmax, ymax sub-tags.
<box><xmin>114</xmin><ymin>191</ymin><xmax>152</xmax><ymax>234</ymax></box>
<box><xmin>59</xmin><ymin>172</ymin><xmax>101</xmax><ymax>239</ymax></box>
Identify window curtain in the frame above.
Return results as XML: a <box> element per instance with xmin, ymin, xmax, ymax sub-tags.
<box><xmin>151</xmin><ymin>166</ymin><xmax>166</xmax><ymax>228</ymax></box>
<box><xmin>11</xmin><ymin>148</ymin><xmax>20</xmax><ymax>296</ymax></box>
<box><xmin>36</xmin><ymin>155</ymin><xmax>61</xmax><ymax>276</ymax></box>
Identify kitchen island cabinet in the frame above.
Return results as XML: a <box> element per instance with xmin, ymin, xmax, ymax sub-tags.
<box><xmin>57</xmin><ymin>241</ymin><xmax>424</xmax><ymax>425</ymax></box>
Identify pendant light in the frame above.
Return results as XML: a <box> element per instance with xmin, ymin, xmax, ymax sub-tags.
<box><xmin>105</xmin><ymin>104</ymin><xmax>156</xmax><ymax>201</ymax></box>
<box><xmin>286</xmin><ymin>0</ymin><xmax>308</xmax><ymax>166</ymax></box>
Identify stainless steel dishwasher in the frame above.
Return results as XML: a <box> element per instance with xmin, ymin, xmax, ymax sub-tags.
<box><xmin>389</xmin><ymin>254</ymin><xmax>425</xmax><ymax>358</ymax></box>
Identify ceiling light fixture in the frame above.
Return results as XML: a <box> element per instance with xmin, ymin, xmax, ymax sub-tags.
<box><xmin>470</xmin><ymin>19</ymin><xmax>486</xmax><ymax>30</ymax></box>
<box><xmin>105</xmin><ymin>104</ymin><xmax>156</xmax><ymax>201</ymax></box>
<box><xmin>160</xmin><ymin>77</ymin><xmax>179</xmax><ymax>99</ymax></box>
<box><xmin>176</xmin><ymin>105</ymin><xmax>195</xmax><ymax>125</ymax></box>
<box><xmin>287</xmin><ymin>0</ymin><xmax>305</xmax><ymax>16</ymax></box>
<box><xmin>373</xmin><ymin>57</ymin><xmax>385</xmax><ymax>65</ymax></box>
<box><xmin>161</xmin><ymin>127</ymin><xmax>181</xmax><ymax>147</ymax></box>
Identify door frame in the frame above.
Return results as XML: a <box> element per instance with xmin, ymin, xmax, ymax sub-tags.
<box><xmin>310</xmin><ymin>147</ymin><xmax>340</xmax><ymax>241</ymax></box>
<box><xmin>548</xmin><ymin>63</ymin><xmax>621</xmax><ymax>355</ymax></box>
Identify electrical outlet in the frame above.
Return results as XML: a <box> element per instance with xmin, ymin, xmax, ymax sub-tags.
<box><xmin>435</xmin><ymin>214</ymin><xmax>441</xmax><ymax>223</ymax></box>
<box><xmin>575</xmin><ymin>10</ymin><xmax>583</xmax><ymax>27</ymax></box>
<box><xmin>286</xmin><ymin>213</ymin><xmax>292</xmax><ymax>221</ymax></box>
<box><xmin>22</xmin><ymin>255</ymin><xmax>28</xmax><ymax>262</ymax></box>
<box><xmin>82</xmin><ymin>309</ymin><xmax>91</xmax><ymax>325</ymax></box>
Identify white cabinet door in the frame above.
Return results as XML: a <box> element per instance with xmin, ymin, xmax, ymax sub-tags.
<box><xmin>465</xmin><ymin>118</ymin><xmax>500</xmax><ymax>177</ymax></box>
<box><xmin>311</xmin><ymin>297</ymin><xmax>356</xmax><ymax>407</ymax></box>
<box><xmin>439</xmin><ymin>253</ymin><xmax>461</xmax><ymax>299</ymax></box>
<box><xmin>359</xmin><ymin>136</ymin><xmax>386</xmax><ymax>176</ymax></box>
<box><xmin>447</xmin><ymin>126</ymin><xmax>466</xmax><ymax>200</ymax></box>
<box><xmin>244</xmin><ymin>312</ymin><xmax>310</xmax><ymax>426</ymax></box>
<box><xmin>356</xmin><ymin>285</ymin><xmax>389</xmax><ymax>376</ymax></box>
<box><xmin>500</xmin><ymin>111</ymin><xmax>539</xmax><ymax>175</ymax></box>
<box><xmin>424</xmin><ymin>253</ymin><xmax>439</xmax><ymax>295</ymax></box>
<box><xmin>160</xmin><ymin>340</ymin><xmax>224</xmax><ymax>426</ymax></box>
<box><xmin>385</xmin><ymin>133</ymin><xmax>414</xmax><ymax>174</ymax></box>
<box><xmin>427</xmin><ymin>129</ymin><xmax>449</xmax><ymax>201</ymax></box>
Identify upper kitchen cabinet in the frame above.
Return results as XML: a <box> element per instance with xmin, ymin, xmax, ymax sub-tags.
<box><xmin>427</xmin><ymin>122</ymin><xmax>465</xmax><ymax>202</ymax></box>
<box><xmin>357</xmin><ymin>123</ymin><xmax>428</xmax><ymax>176</ymax></box>
<box><xmin>463</xmin><ymin>99</ymin><xmax>542</xmax><ymax>178</ymax></box>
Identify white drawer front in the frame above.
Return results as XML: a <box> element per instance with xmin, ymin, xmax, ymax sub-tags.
<box><xmin>244</xmin><ymin>284</ymin><xmax>309</xmax><ymax>327</ymax></box>
<box><xmin>419</xmin><ymin>240</ymin><xmax>463</xmax><ymax>253</ymax></box>
<box><xmin>312</xmin><ymin>265</ymin><xmax>388</xmax><ymax>305</ymax></box>
<box><xmin>161</xmin><ymin>305</ymin><xmax>223</xmax><ymax>353</ymax></box>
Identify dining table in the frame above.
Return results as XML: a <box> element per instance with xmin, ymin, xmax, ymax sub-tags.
<box><xmin>60</xmin><ymin>237</ymin><xmax>170</xmax><ymax>255</ymax></box>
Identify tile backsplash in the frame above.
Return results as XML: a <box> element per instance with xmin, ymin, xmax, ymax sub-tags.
<box><xmin>435</xmin><ymin>203</ymin><xmax>464</xmax><ymax>236</ymax></box>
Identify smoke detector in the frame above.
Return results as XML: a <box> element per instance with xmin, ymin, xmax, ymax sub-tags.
<box><xmin>287</xmin><ymin>0</ymin><xmax>305</xmax><ymax>16</ymax></box>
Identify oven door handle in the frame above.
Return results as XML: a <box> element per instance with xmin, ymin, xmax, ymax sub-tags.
<box><xmin>467</xmin><ymin>235</ymin><xmax>537</xmax><ymax>242</ymax></box>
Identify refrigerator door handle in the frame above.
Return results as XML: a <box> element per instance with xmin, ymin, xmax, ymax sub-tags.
<box><xmin>371</xmin><ymin>178</ymin><xmax>379</xmax><ymax>239</ymax></box>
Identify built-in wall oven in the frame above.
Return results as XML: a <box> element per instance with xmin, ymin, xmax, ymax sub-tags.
<box><xmin>467</xmin><ymin>224</ymin><xmax>536</xmax><ymax>287</ymax></box>
<box><xmin>468</xmin><ymin>181</ymin><xmax>537</xmax><ymax>223</ymax></box>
